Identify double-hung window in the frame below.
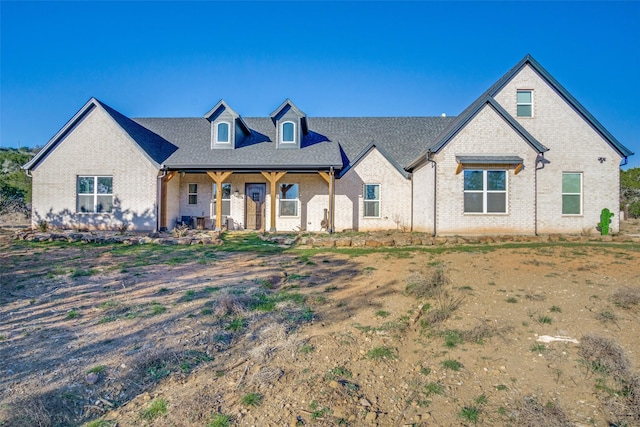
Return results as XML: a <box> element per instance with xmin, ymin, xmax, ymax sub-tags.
<box><xmin>464</xmin><ymin>170</ymin><xmax>507</xmax><ymax>214</ymax></box>
<box><xmin>188</xmin><ymin>184</ymin><xmax>198</xmax><ymax>205</ymax></box>
<box><xmin>77</xmin><ymin>176</ymin><xmax>113</xmax><ymax>213</ymax></box>
<box><xmin>363</xmin><ymin>184</ymin><xmax>380</xmax><ymax>218</ymax></box>
<box><xmin>517</xmin><ymin>90</ymin><xmax>533</xmax><ymax>117</ymax></box>
<box><xmin>279</xmin><ymin>183</ymin><xmax>299</xmax><ymax>216</ymax></box>
<box><xmin>212</xmin><ymin>183</ymin><xmax>231</xmax><ymax>216</ymax></box>
<box><xmin>562</xmin><ymin>172</ymin><xmax>582</xmax><ymax>215</ymax></box>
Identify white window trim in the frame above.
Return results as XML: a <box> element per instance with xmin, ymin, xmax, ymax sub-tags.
<box><xmin>77</xmin><ymin>175</ymin><xmax>113</xmax><ymax>214</ymax></box>
<box><xmin>214</xmin><ymin>121</ymin><xmax>231</xmax><ymax>145</ymax></box>
<box><xmin>280</xmin><ymin>121</ymin><xmax>296</xmax><ymax>144</ymax></box>
<box><xmin>188</xmin><ymin>183</ymin><xmax>198</xmax><ymax>205</ymax></box>
<box><xmin>517</xmin><ymin>89</ymin><xmax>534</xmax><ymax>118</ymax></box>
<box><xmin>363</xmin><ymin>183</ymin><xmax>381</xmax><ymax>218</ymax></box>
<box><xmin>463</xmin><ymin>170</ymin><xmax>508</xmax><ymax>215</ymax></box>
<box><xmin>212</xmin><ymin>183</ymin><xmax>232</xmax><ymax>217</ymax></box>
<box><xmin>562</xmin><ymin>172</ymin><xmax>583</xmax><ymax>216</ymax></box>
<box><xmin>278</xmin><ymin>183</ymin><xmax>299</xmax><ymax>217</ymax></box>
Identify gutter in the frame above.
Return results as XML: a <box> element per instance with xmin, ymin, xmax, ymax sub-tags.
<box><xmin>157</xmin><ymin>165</ymin><xmax>167</xmax><ymax>232</ymax></box>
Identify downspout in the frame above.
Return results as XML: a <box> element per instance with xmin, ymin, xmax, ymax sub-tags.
<box><xmin>329</xmin><ymin>166</ymin><xmax>335</xmax><ymax>234</ymax></box>
<box><xmin>409</xmin><ymin>173</ymin><xmax>414</xmax><ymax>232</ymax></box>
<box><xmin>426</xmin><ymin>151</ymin><xmax>437</xmax><ymax>237</ymax></box>
<box><xmin>534</xmin><ymin>154</ymin><xmax>545</xmax><ymax>236</ymax></box>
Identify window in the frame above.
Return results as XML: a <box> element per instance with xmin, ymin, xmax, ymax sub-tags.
<box><xmin>212</xmin><ymin>183</ymin><xmax>231</xmax><ymax>216</ymax></box>
<box><xmin>77</xmin><ymin>176</ymin><xmax>113</xmax><ymax>213</ymax></box>
<box><xmin>188</xmin><ymin>183</ymin><xmax>198</xmax><ymax>205</ymax></box>
<box><xmin>279</xmin><ymin>183</ymin><xmax>299</xmax><ymax>216</ymax></box>
<box><xmin>562</xmin><ymin>172</ymin><xmax>582</xmax><ymax>215</ymax></box>
<box><xmin>463</xmin><ymin>170</ymin><xmax>507</xmax><ymax>214</ymax></box>
<box><xmin>363</xmin><ymin>184</ymin><xmax>380</xmax><ymax>217</ymax></box>
<box><xmin>281</xmin><ymin>121</ymin><xmax>295</xmax><ymax>143</ymax></box>
<box><xmin>216</xmin><ymin>122</ymin><xmax>230</xmax><ymax>144</ymax></box>
<box><xmin>517</xmin><ymin>90</ymin><xmax>533</xmax><ymax>117</ymax></box>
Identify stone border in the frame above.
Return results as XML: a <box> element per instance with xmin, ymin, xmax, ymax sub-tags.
<box><xmin>13</xmin><ymin>229</ymin><xmax>223</xmax><ymax>246</ymax></box>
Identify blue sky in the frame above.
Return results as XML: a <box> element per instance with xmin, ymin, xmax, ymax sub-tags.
<box><xmin>2</xmin><ymin>1</ymin><xmax>639</xmax><ymax>168</ymax></box>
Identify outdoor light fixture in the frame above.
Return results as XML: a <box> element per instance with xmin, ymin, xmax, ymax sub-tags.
<box><xmin>598</xmin><ymin>157</ymin><xmax>606</xmax><ymax>163</ymax></box>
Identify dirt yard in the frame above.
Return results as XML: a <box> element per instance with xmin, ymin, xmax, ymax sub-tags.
<box><xmin>1</xmin><ymin>226</ymin><xmax>639</xmax><ymax>427</ymax></box>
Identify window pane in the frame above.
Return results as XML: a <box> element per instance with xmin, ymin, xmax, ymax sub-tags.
<box><xmin>517</xmin><ymin>105</ymin><xmax>532</xmax><ymax>117</ymax></box>
<box><xmin>562</xmin><ymin>195</ymin><xmax>581</xmax><ymax>214</ymax></box>
<box><xmin>189</xmin><ymin>195</ymin><xmax>197</xmax><ymax>205</ymax></box>
<box><xmin>562</xmin><ymin>173</ymin><xmax>581</xmax><ymax>193</ymax></box>
<box><xmin>188</xmin><ymin>183</ymin><xmax>197</xmax><ymax>194</ymax></box>
<box><xmin>279</xmin><ymin>183</ymin><xmax>298</xmax><ymax>199</ymax></box>
<box><xmin>464</xmin><ymin>193</ymin><xmax>483</xmax><ymax>213</ymax></box>
<box><xmin>487</xmin><ymin>171</ymin><xmax>506</xmax><ymax>191</ymax></box>
<box><xmin>464</xmin><ymin>171</ymin><xmax>483</xmax><ymax>191</ymax></box>
<box><xmin>222</xmin><ymin>183</ymin><xmax>231</xmax><ymax>199</ymax></box>
<box><xmin>364</xmin><ymin>201</ymin><xmax>379</xmax><ymax>217</ymax></box>
<box><xmin>487</xmin><ymin>193</ymin><xmax>506</xmax><ymax>213</ymax></box>
<box><xmin>96</xmin><ymin>195</ymin><xmax>113</xmax><ymax>213</ymax></box>
<box><xmin>282</xmin><ymin>122</ymin><xmax>294</xmax><ymax>142</ymax></box>
<box><xmin>222</xmin><ymin>200</ymin><xmax>231</xmax><ymax>216</ymax></box>
<box><xmin>517</xmin><ymin>91</ymin><xmax>531</xmax><ymax>103</ymax></box>
<box><xmin>217</xmin><ymin>122</ymin><xmax>229</xmax><ymax>142</ymax></box>
<box><xmin>280</xmin><ymin>200</ymin><xmax>298</xmax><ymax>216</ymax></box>
<box><xmin>97</xmin><ymin>177</ymin><xmax>112</xmax><ymax>194</ymax></box>
<box><xmin>78</xmin><ymin>177</ymin><xmax>94</xmax><ymax>194</ymax></box>
<box><xmin>364</xmin><ymin>184</ymin><xmax>379</xmax><ymax>201</ymax></box>
<box><xmin>78</xmin><ymin>195</ymin><xmax>94</xmax><ymax>213</ymax></box>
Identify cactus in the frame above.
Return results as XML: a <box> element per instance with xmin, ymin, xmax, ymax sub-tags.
<box><xmin>597</xmin><ymin>208</ymin><xmax>614</xmax><ymax>235</ymax></box>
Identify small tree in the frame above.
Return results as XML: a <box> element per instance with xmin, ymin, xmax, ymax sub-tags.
<box><xmin>620</xmin><ymin>167</ymin><xmax>640</xmax><ymax>218</ymax></box>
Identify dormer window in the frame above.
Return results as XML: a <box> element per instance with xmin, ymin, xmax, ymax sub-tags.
<box><xmin>281</xmin><ymin>121</ymin><xmax>295</xmax><ymax>144</ymax></box>
<box><xmin>517</xmin><ymin>90</ymin><xmax>533</xmax><ymax>117</ymax></box>
<box><xmin>216</xmin><ymin>122</ymin><xmax>230</xmax><ymax>144</ymax></box>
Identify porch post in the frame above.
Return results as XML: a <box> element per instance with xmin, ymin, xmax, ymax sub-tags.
<box><xmin>318</xmin><ymin>170</ymin><xmax>334</xmax><ymax>233</ymax></box>
<box><xmin>261</xmin><ymin>171</ymin><xmax>286</xmax><ymax>232</ymax></box>
<box><xmin>206</xmin><ymin>171</ymin><xmax>233</xmax><ymax>230</ymax></box>
<box><xmin>161</xmin><ymin>171</ymin><xmax>177</xmax><ymax>230</ymax></box>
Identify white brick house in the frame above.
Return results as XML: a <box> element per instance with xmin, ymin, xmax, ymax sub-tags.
<box><xmin>23</xmin><ymin>55</ymin><xmax>633</xmax><ymax>235</ymax></box>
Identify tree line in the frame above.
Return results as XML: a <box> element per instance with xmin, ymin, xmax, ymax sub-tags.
<box><xmin>1</xmin><ymin>147</ymin><xmax>640</xmax><ymax>218</ymax></box>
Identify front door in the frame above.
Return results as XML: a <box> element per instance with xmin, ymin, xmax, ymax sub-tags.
<box><xmin>245</xmin><ymin>183</ymin><xmax>266</xmax><ymax>230</ymax></box>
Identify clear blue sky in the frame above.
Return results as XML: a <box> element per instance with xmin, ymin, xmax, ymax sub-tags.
<box><xmin>2</xmin><ymin>1</ymin><xmax>639</xmax><ymax>168</ymax></box>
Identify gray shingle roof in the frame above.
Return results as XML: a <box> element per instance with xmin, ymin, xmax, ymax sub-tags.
<box><xmin>132</xmin><ymin>116</ymin><xmax>456</xmax><ymax>172</ymax></box>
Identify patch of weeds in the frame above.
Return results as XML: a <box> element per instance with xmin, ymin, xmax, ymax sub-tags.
<box><xmin>288</xmin><ymin>273</ymin><xmax>309</xmax><ymax>281</ymax></box>
<box><xmin>98</xmin><ymin>316</ymin><xmax>117</xmax><ymax>324</ymax></box>
<box><xmin>49</xmin><ymin>267</ymin><xmax>66</xmax><ymax>276</ymax></box>
<box><xmin>157</xmin><ymin>287</ymin><xmax>170</xmax><ymax>294</ymax></box>
<box><xmin>442</xmin><ymin>330</ymin><xmax>464</xmax><ymax>348</ymax></box>
<box><xmin>579</xmin><ymin>334</ymin><xmax>630</xmax><ymax>380</ymax></box>
<box><xmin>147</xmin><ymin>363</ymin><xmax>171</xmax><ymax>381</ymax></box>
<box><xmin>495</xmin><ymin>384</ymin><xmax>507</xmax><ymax>391</ymax></box>
<box><xmin>240</xmin><ymin>393</ymin><xmax>262</xmax><ymax>407</ymax></box>
<box><xmin>362</xmin><ymin>266</ymin><xmax>376</xmax><ymax>273</ymax></box>
<box><xmin>71</xmin><ymin>268</ymin><xmax>98</xmax><ymax>278</ymax></box>
<box><xmin>207</xmin><ymin>414</ymin><xmax>233</xmax><ymax>427</ymax></box>
<box><xmin>183</xmin><ymin>289</ymin><xmax>196</xmax><ymax>301</ymax></box>
<box><xmin>440</xmin><ymin>359</ymin><xmax>463</xmax><ymax>371</ymax></box>
<box><xmin>66</xmin><ymin>309</ymin><xmax>80</xmax><ymax>319</ymax></box>
<box><xmin>459</xmin><ymin>405</ymin><xmax>481</xmax><ymax>423</ymax></box>
<box><xmin>327</xmin><ymin>366</ymin><xmax>352</xmax><ymax>379</ymax></box>
<box><xmin>324</xmin><ymin>285</ymin><xmax>337</xmax><ymax>292</ymax></box>
<box><xmin>459</xmin><ymin>285</ymin><xmax>473</xmax><ymax>291</ymax></box>
<box><xmin>84</xmin><ymin>420</ymin><xmax>117</xmax><ymax>427</ymax></box>
<box><xmin>424</xmin><ymin>382</ymin><xmax>444</xmax><ymax>396</ymax></box>
<box><xmin>512</xmin><ymin>396</ymin><xmax>572</xmax><ymax>426</ymax></box>
<box><xmin>299</xmin><ymin>344</ymin><xmax>314</xmax><ymax>354</ymax></box>
<box><xmin>406</xmin><ymin>268</ymin><xmax>450</xmax><ymax>298</ymax></box>
<box><xmin>226</xmin><ymin>316</ymin><xmax>247</xmax><ymax>332</ymax></box>
<box><xmin>420</xmin><ymin>367</ymin><xmax>431</xmax><ymax>376</ymax></box>
<box><xmin>531</xmin><ymin>343</ymin><xmax>547</xmax><ymax>353</ymax></box>
<box><xmin>375</xmin><ymin>309</ymin><xmax>390</xmax><ymax>317</ymax></box>
<box><xmin>140</xmin><ymin>398</ymin><xmax>167</xmax><ymax>420</ymax></box>
<box><xmin>87</xmin><ymin>365</ymin><xmax>106</xmax><ymax>374</ymax></box>
<box><xmin>525</xmin><ymin>293</ymin><xmax>546</xmax><ymax>301</ymax></box>
<box><xmin>149</xmin><ymin>301</ymin><xmax>166</xmax><ymax>316</ymax></box>
<box><xmin>367</xmin><ymin>346</ymin><xmax>396</xmax><ymax>361</ymax></box>
<box><xmin>201</xmin><ymin>308</ymin><xmax>213</xmax><ymax>315</ymax></box>
<box><xmin>549</xmin><ymin>305</ymin><xmax>562</xmax><ymax>313</ymax></box>
<box><xmin>537</xmin><ymin>315</ymin><xmax>553</xmax><ymax>324</ymax></box>
<box><xmin>313</xmin><ymin>295</ymin><xmax>327</xmax><ymax>305</ymax></box>
<box><xmin>611</xmin><ymin>286</ymin><xmax>640</xmax><ymax>309</ymax></box>
<box><xmin>505</xmin><ymin>297</ymin><xmax>518</xmax><ymax>303</ymax></box>
<box><xmin>475</xmin><ymin>394</ymin><xmax>488</xmax><ymax>405</ymax></box>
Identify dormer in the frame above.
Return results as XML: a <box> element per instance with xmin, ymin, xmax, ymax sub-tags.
<box><xmin>270</xmin><ymin>99</ymin><xmax>308</xmax><ymax>149</ymax></box>
<box><xmin>204</xmin><ymin>100</ymin><xmax>251</xmax><ymax>149</ymax></box>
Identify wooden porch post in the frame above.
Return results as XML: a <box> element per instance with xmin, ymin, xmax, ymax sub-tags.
<box><xmin>261</xmin><ymin>171</ymin><xmax>286</xmax><ymax>232</ymax></box>
<box><xmin>160</xmin><ymin>171</ymin><xmax>177</xmax><ymax>230</ymax></box>
<box><xmin>318</xmin><ymin>168</ymin><xmax>335</xmax><ymax>233</ymax></box>
<box><xmin>206</xmin><ymin>171</ymin><xmax>233</xmax><ymax>230</ymax></box>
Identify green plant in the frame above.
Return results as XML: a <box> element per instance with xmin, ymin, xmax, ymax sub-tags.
<box><xmin>66</xmin><ymin>309</ymin><xmax>80</xmax><ymax>319</ymax></box>
<box><xmin>240</xmin><ymin>393</ymin><xmax>262</xmax><ymax>407</ymax></box>
<box><xmin>328</xmin><ymin>366</ymin><xmax>352</xmax><ymax>379</ymax></box>
<box><xmin>207</xmin><ymin>414</ymin><xmax>233</xmax><ymax>427</ymax></box>
<box><xmin>87</xmin><ymin>365</ymin><xmax>106</xmax><ymax>374</ymax></box>
<box><xmin>150</xmin><ymin>302</ymin><xmax>166</xmax><ymax>316</ymax></box>
<box><xmin>440</xmin><ymin>359</ymin><xmax>463</xmax><ymax>371</ymax></box>
<box><xmin>71</xmin><ymin>268</ymin><xmax>98</xmax><ymax>278</ymax></box>
<box><xmin>475</xmin><ymin>394</ymin><xmax>488</xmax><ymax>405</ymax></box>
<box><xmin>495</xmin><ymin>384</ymin><xmax>507</xmax><ymax>391</ymax></box>
<box><xmin>531</xmin><ymin>343</ymin><xmax>546</xmax><ymax>353</ymax></box>
<box><xmin>442</xmin><ymin>330</ymin><xmax>463</xmax><ymax>348</ymax></box>
<box><xmin>375</xmin><ymin>310</ymin><xmax>390</xmax><ymax>317</ymax></box>
<box><xmin>424</xmin><ymin>382</ymin><xmax>444</xmax><ymax>396</ymax></box>
<box><xmin>537</xmin><ymin>315</ymin><xmax>553</xmax><ymax>324</ymax></box>
<box><xmin>37</xmin><ymin>219</ymin><xmax>49</xmax><ymax>232</ymax></box>
<box><xmin>550</xmin><ymin>305</ymin><xmax>562</xmax><ymax>313</ymax></box>
<box><xmin>459</xmin><ymin>405</ymin><xmax>480</xmax><ymax>423</ymax></box>
<box><xmin>226</xmin><ymin>316</ymin><xmax>247</xmax><ymax>331</ymax></box>
<box><xmin>299</xmin><ymin>344</ymin><xmax>314</xmax><ymax>354</ymax></box>
<box><xmin>366</xmin><ymin>346</ymin><xmax>396</xmax><ymax>360</ymax></box>
<box><xmin>505</xmin><ymin>297</ymin><xmax>518</xmax><ymax>303</ymax></box>
<box><xmin>420</xmin><ymin>367</ymin><xmax>431</xmax><ymax>376</ymax></box>
<box><xmin>84</xmin><ymin>420</ymin><xmax>117</xmax><ymax>427</ymax></box>
<box><xmin>141</xmin><ymin>398</ymin><xmax>168</xmax><ymax>420</ymax></box>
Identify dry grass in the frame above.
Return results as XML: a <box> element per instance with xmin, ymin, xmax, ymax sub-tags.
<box><xmin>405</xmin><ymin>268</ymin><xmax>450</xmax><ymax>298</ymax></box>
<box><xmin>579</xmin><ymin>334</ymin><xmax>631</xmax><ymax>380</ymax></box>
<box><xmin>611</xmin><ymin>286</ymin><xmax>640</xmax><ymax>310</ymax></box>
<box><xmin>511</xmin><ymin>396</ymin><xmax>574</xmax><ymax>427</ymax></box>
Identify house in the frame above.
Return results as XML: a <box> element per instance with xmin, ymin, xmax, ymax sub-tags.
<box><xmin>23</xmin><ymin>54</ymin><xmax>633</xmax><ymax>235</ymax></box>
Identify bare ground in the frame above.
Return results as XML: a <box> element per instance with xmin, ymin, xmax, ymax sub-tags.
<box><xmin>1</xmin><ymin>224</ymin><xmax>639</xmax><ymax>427</ymax></box>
